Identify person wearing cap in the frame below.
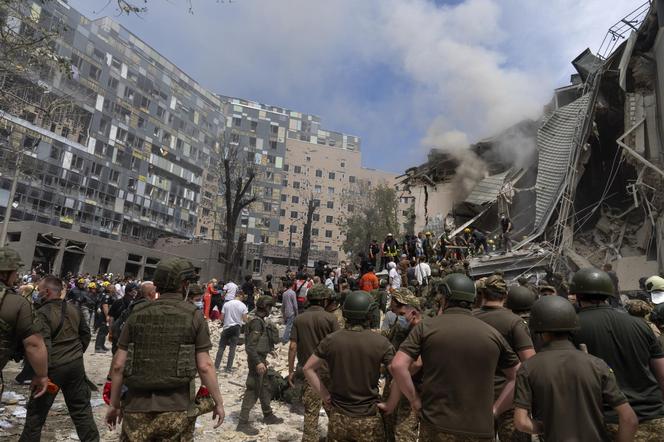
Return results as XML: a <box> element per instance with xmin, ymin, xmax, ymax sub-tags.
<box><xmin>538</xmin><ymin>284</ymin><xmax>557</xmax><ymax>296</ymax></box>
<box><xmin>473</xmin><ymin>274</ymin><xmax>535</xmax><ymax>442</ymax></box>
<box><xmin>106</xmin><ymin>258</ymin><xmax>225</xmax><ymax>440</ymax></box>
<box><xmin>288</xmin><ymin>284</ymin><xmax>338</xmax><ymax>442</ymax></box>
<box><xmin>514</xmin><ymin>295</ymin><xmax>638</xmax><ymax>441</ymax></box>
<box><xmin>646</xmin><ymin>276</ymin><xmax>664</xmax><ymax>306</ymax></box>
<box><xmin>380</xmin><ymin>287</ymin><xmax>422</xmax><ymax>442</ymax></box>
<box><xmin>650</xmin><ymin>304</ymin><xmax>664</xmax><ymax>349</ymax></box>
<box><xmin>391</xmin><ymin>273</ymin><xmax>520</xmax><ymax>441</ymax></box>
<box><xmin>304</xmin><ymin>291</ymin><xmax>393</xmax><ymax>442</ymax></box>
<box><xmin>0</xmin><ymin>246</ymin><xmax>48</xmax><ymax>403</ymax></box>
<box><xmin>572</xmin><ymin>268</ymin><xmax>664</xmax><ymax>439</ymax></box>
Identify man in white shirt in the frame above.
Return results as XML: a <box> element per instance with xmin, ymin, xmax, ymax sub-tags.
<box><xmin>214</xmin><ymin>292</ymin><xmax>248</xmax><ymax>372</ymax></box>
<box><xmin>414</xmin><ymin>258</ymin><xmax>431</xmax><ymax>297</ymax></box>
<box><xmin>223</xmin><ymin>280</ymin><xmax>239</xmax><ymax>301</ymax></box>
<box><xmin>388</xmin><ymin>261</ymin><xmax>401</xmax><ymax>291</ymax></box>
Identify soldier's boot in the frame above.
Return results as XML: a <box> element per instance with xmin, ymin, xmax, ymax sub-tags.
<box><xmin>263</xmin><ymin>413</ymin><xmax>283</xmax><ymax>425</ymax></box>
<box><xmin>236</xmin><ymin>421</ymin><xmax>259</xmax><ymax>436</ymax></box>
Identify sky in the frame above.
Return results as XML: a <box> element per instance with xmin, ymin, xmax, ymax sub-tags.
<box><xmin>68</xmin><ymin>0</ymin><xmax>641</xmax><ymax>173</ymax></box>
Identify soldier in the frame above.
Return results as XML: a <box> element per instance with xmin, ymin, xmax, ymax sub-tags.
<box><xmin>303</xmin><ymin>291</ymin><xmax>394</xmax><ymax>442</ymax></box>
<box><xmin>381</xmin><ymin>288</ymin><xmax>422</xmax><ymax>442</ymax></box>
<box><xmin>105</xmin><ymin>258</ymin><xmax>225</xmax><ymax>439</ymax></box>
<box><xmin>21</xmin><ymin>275</ymin><xmax>99</xmax><ymax>442</ymax></box>
<box><xmin>66</xmin><ymin>278</ymin><xmax>93</xmax><ymax>328</ymax></box>
<box><xmin>391</xmin><ymin>274</ymin><xmax>520</xmax><ymax>441</ymax></box>
<box><xmin>650</xmin><ymin>304</ymin><xmax>664</xmax><ymax>348</ymax></box>
<box><xmin>514</xmin><ymin>295</ymin><xmax>638</xmax><ymax>440</ymax></box>
<box><xmin>473</xmin><ymin>275</ymin><xmax>535</xmax><ymax>442</ymax></box>
<box><xmin>571</xmin><ymin>268</ymin><xmax>664</xmax><ymax>439</ymax></box>
<box><xmin>505</xmin><ymin>285</ymin><xmax>542</xmax><ymax>351</ymax></box>
<box><xmin>288</xmin><ymin>284</ymin><xmax>339</xmax><ymax>442</ymax></box>
<box><xmin>0</xmin><ymin>247</ymin><xmax>48</xmax><ymax>398</ymax></box>
<box><xmin>237</xmin><ymin>295</ymin><xmax>284</xmax><ymax>435</ymax></box>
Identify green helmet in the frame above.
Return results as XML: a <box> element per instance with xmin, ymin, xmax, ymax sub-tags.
<box><xmin>441</xmin><ymin>274</ymin><xmax>476</xmax><ymax>303</ymax></box>
<box><xmin>430</xmin><ymin>264</ymin><xmax>441</xmax><ymax>278</ymax></box>
<box><xmin>0</xmin><ymin>247</ymin><xmax>24</xmax><ymax>271</ymax></box>
<box><xmin>506</xmin><ymin>286</ymin><xmax>537</xmax><ymax>312</ymax></box>
<box><xmin>529</xmin><ymin>295</ymin><xmax>579</xmax><ymax>332</ymax></box>
<box><xmin>650</xmin><ymin>303</ymin><xmax>664</xmax><ymax>325</ymax></box>
<box><xmin>307</xmin><ymin>284</ymin><xmax>332</xmax><ymax>301</ymax></box>
<box><xmin>569</xmin><ymin>268</ymin><xmax>615</xmax><ymax>297</ymax></box>
<box><xmin>256</xmin><ymin>295</ymin><xmax>275</xmax><ymax>311</ymax></box>
<box><xmin>342</xmin><ymin>290</ymin><xmax>377</xmax><ymax>321</ymax></box>
<box><xmin>187</xmin><ymin>283</ymin><xmax>204</xmax><ymax>297</ymax></box>
<box><xmin>152</xmin><ymin>258</ymin><xmax>197</xmax><ymax>293</ymax></box>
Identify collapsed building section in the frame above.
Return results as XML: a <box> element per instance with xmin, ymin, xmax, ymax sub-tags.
<box><xmin>401</xmin><ymin>1</ymin><xmax>664</xmax><ymax>286</ymax></box>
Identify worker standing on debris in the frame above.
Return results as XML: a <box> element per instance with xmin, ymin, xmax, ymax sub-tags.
<box><xmin>303</xmin><ymin>291</ymin><xmax>394</xmax><ymax>442</ymax></box>
<box><xmin>237</xmin><ymin>295</ymin><xmax>284</xmax><ymax>435</ymax></box>
<box><xmin>383</xmin><ymin>233</ymin><xmax>400</xmax><ymax>269</ymax></box>
<box><xmin>369</xmin><ymin>239</ymin><xmax>380</xmax><ymax>269</ymax></box>
<box><xmin>105</xmin><ymin>258</ymin><xmax>225</xmax><ymax>439</ymax></box>
<box><xmin>381</xmin><ymin>288</ymin><xmax>422</xmax><ymax>442</ymax></box>
<box><xmin>288</xmin><ymin>284</ymin><xmax>339</xmax><ymax>442</ymax></box>
<box><xmin>423</xmin><ymin>232</ymin><xmax>434</xmax><ymax>262</ymax></box>
<box><xmin>500</xmin><ymin>212</ymin><xmax>513</xmax><ymax>253</ymax></box>
<box><xmin>513</xmin><ymin>295</ymin><xmax>638</xmax><ymax>441</ymax></box>
<box><xmin>473</xmin><ymin>275</ymin><xmax>535</xmax><ymax>442</ymax></box>
<box><xmin>391</xmin><ymin>273</ymin><xmax>520</xmax><ymax>441</ymax></box>
<box><xmin>21</xmin><ymin>275</ymin><xmax>99</xmax><ymax>442</ymax></box>
<box><xmin>571</xmin><ymin>268</ymin><xmax>664</xmax><ymax>439</ymax></box>
<box><xmin>0</xmin><ymin>246</ymin><xmax>48</xmax><ymax>401</ymax></box>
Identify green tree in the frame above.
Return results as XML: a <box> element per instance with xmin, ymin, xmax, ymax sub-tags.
<box><xmin>342</xmin><ymin>184</ymin><xmax>399</xmax><ymax>261</ymax></box>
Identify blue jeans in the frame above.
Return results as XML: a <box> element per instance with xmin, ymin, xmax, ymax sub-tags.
<box><xmin>282</xmin><ymin>315</ymin><xmax>295</xmax><ymax>344</ymax></box>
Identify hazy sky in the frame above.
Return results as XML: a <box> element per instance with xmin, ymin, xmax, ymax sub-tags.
<box><xmin>68</xmin><ymin>0</ymin><xmax>641</xmax><ymax>172</ymax></box>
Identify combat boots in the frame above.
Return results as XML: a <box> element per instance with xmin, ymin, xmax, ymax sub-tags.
<box><xmin>263</xmin><ymin>413</ymin><xmax>283</xmax><ymax>425</ymax></box>
<box><xmin>236</xmin><ymin>421</ymin><xmax>259</xmax><ymax>436</ymax></box>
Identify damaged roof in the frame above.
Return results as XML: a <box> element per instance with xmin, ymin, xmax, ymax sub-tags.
<box><xmin>464</xmin><ymin>170</ymin><xmax>511</xmax><ymax>206</ymax></box>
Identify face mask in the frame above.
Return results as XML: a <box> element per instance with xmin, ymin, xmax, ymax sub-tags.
<box><xmin>31</xmin><ymin>291</ymin><xmax>40</xmax><ymax>303</ymax></box>
<box><xmin>397</xmin><ymin>315</ymin><xmax>409</xmax><ymax>328</ymax></box>
<box><xmin>194</xmin><ymin>301</ymin><xmax>204</xmax><ymax>310</ymax></box>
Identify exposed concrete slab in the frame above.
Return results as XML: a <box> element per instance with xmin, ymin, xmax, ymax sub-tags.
<box><xmin>612</xmin><ymin>255</ymin><xmax>659</xmax><ymax>291</ymax></box>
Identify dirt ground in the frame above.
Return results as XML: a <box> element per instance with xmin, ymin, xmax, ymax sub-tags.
<box><xmin>0</xmin><ymin>314</ymin><xmax>320</xmax><ymax>441</ymax></box>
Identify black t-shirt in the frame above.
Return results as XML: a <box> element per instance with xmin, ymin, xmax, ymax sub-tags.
<box><xmin>108</xmin><ymin>298</ymin><xmax>129</xmax><ymax>320</ymax></box>
<box><xmin>500</xmin><ymin>217</ymin><xmax>511</xmax><ymax>232</ymax></box>
<box><xmin>573</xmin><ymin>304</ymin><xmax>664</xmax><ymax>422</ymax></box>
<box><xmin>241</xmin><ymin>282</ymin><xmax>255</xmax><ymax>303</ymax></box>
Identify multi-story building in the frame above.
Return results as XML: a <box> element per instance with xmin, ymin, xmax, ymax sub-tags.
<box><xmin>1</xmin><ymin>1</ymin><xmax>224</xmax><ymax>278</ymax></box>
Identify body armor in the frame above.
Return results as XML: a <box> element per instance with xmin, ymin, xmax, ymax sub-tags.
<box><xmin>123</xmin><ymin>298</ymin><xmax>198</xmax><ymax>390</ymax></box>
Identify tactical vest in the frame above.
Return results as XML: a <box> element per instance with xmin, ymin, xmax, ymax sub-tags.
<box><xmin>123</xmin><ymin>298</ymin><xmax>198</xmax><ymax>390</ymax></box>
<box><xmin>0</xmin><ymin>287</ymin><xmax>14</xmax><ymax>371</ymax></box>
<box><xmin>249</xmin><ymin>316</ymin><xmax>279</xmax><ymax>355</ymax></box>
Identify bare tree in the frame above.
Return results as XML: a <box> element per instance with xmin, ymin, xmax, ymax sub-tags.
<box><xmin>218</xmin><ymin>142</ymin><xmax>257</xmax><ymax>280</ymax></box>
<box><xmin>298</xmin><ymin>196</ymin><xmax>318</xmax><ymax>268</ymax></box>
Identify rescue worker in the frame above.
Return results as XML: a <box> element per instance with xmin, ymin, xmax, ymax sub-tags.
<box><xmin>646</xmin><ymin>275</ymin><xmax>664</xmax><ymax>306</ymax></box>
<box><xmin>20</xmin><ymin>276</ymin><xmax>99</xmax><ymax>442</ymax></box>
<box><xmin>506</xmin><ymin>285</ymin><xmax>542</xmax><ymax>351</ymax></box>
<box><xmin>500</xmin><ymin>213</ymin><xmax>513</xmax><ymax>253</ymax></box>
<box><xmin>383</xmin><ymin>233</ymin><xmax>399</xmax><ymax>269</ymax></box>
<box><xmin>391</xmin><ymin>273</ymin><xmax>520</xmax><ymax>441</ymax></box>
<box><xmin>423</xmin><ymin>232</ymin><xmax>434</xmax><ymax>262</ymax></box>
<box><xmin>0</xmin><ymin>247</ymin><xmax>48</xmax><ymax>399</ymax></box>
<box><xmin>303</xmin><ymin>291</ymin><xmax>394</xmax><ymax>442</ymax></box>
<box><xmin>105</xmin><ymin>258</ymin><xmax>225</xmax><ymax>439</ymax></box>
<box><xmin>514</xmin><ymin>295</ymin><xmax>638</xmax><ymax>441</ymax></box>
<box><xmin>237</xmin><ymin>295</ymin><xmax>283</xmax><ymax>435</ymax></box>
<box><xmin>381</xmin><ymin>288</ymin><xmax>422</xmax><ymax>442</ymax></box>
<box><xmin>650</xmin><ymin>304</ymin><xmax>664</xmax><ymax>348</ymax></box>
<box><xmin>287</xmin><ymin>284</ymin><xmax>339</xmax><ymax>442</ymax></box>
<box><xmin>473</xmin><ymin>275</ymin><xmax>535</xmax><ymax>442</ymax></box>
<box><xmin>572</xmin><ymin>267</ymin><xmax>664</xmax><ymax>439</ymax></box>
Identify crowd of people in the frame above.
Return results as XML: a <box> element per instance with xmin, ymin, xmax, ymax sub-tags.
<box><xmin>2</xmin><ymin>240</ymin><xmax>664</xmax><ymax>441</ymax></box>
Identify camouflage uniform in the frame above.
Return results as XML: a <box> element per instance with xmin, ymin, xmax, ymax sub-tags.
<box><xmin>328</xmin><ymin>409</ymin><xmax>385</xmax><ymax>442</ymax></box>
<box><xmin>496</xmin><ymin>408</ymin><xmax>530</xmax><ymax>442</ymax></box>
<box><xmin>302</xmin><ymin>375</ymin><xmax>331</xmax><ymax>442</ymax></box>
<box><xmin>420</xmin><ymin>421</ymin><xmax>492</xmax><ymax>442</ymax></box>
<box><xmin>606</xmin><ymin>417</ymin><xmax>664</xmax><ymax>441</ymax></box>
<box><xmin>121</xmin><ymin>411</ymin><xmax>195</xmax><ymax>442</ymax></box>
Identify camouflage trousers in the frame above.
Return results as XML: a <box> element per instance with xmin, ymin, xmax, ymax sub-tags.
<box><xmin>496</xmin><ymin>408</ymin><xmax>531</xmax><ymax>442</ymax></box>
<box><xmin>328</xmin><ymin>408</ymin><xmax>385</xmax><ymax>442</ymax></box>
<box><xmin>606</xmin><ymin>417</ymin><xmax>664</xmax><ymax>441</ymax></box>
<box><xmin>121</xmin><ymin>411</ymin><xmax>196</xmax><ymax>442</ymax></box>
<box><xmin>383</xmin><ymin>381</ymin><xmax>419</xmax><ymax>442</ymax></box>
<box><xmin>302</xmin><ymin>381</ymin><xmax>330</xmax><ymax>442</ymax></box>
<box><xmin>420</xmin><ymin>420</ymin><xmax>493</xmax><ymax>442</ymax></box>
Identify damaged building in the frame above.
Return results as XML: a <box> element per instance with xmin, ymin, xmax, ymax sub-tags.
<box><xmin>401</xmin><ymin>1</ymin><xmax>664</xmax><ymax>287</ymax></box>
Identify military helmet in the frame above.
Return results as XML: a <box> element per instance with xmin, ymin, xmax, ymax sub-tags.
<box><xmin>187</xmin><ymin>283</ymin><xmax>204</xmax><ymax>297</ymax></box>
<box><xmin>256</xmin><ymin>295</ymin><xmax>275</xmax><ymax>311</ymax></box>
<box><xmin>650</xmin><ymin>303</ymin><xmax>664</xmax><ymax>325</ymax></box>
<box><xmin>0</xmin><ymin>247</ymin><xmax>24</xmax><ymax>271</ymax></box>
<box><xmin>342</xmin><ymin>290</ymin><xmax>378</xmax><ymax>321</ymax></box>
<box><xmin>529</xmin><ymin>295</ymin><xmax>579</xmax><ymax>332</ymax></box>
<box><xmin>307</xmin><ymin>284</ymin><xmax>333</xmax><ymax>301</ymax></box>
<box><xmin>506</xmin><ymin>286</ymin><xmax>537</xmax><ymax>312</ymax></box>
<box><xmin>569</xmin><ymin>268</ymin><xmax>615</xmax><ymax>297</ymax></box>
<box><xmin>392</xmin><ymin>287</ymin><xmax>420</xmax><ymax>309</ymax></box>
<box><xmin>430</xmin><ymin>264</ymin><xmax>441</xmax><ymax>278</ymax></box>
<box><xmin>152</xmin><ymin>257</ymin><xmax>197</xmax><ymax>293</ymax></box>
<box><xmin>440</xmin><ymin>273</ymin><xmax>476</xmax><ymax>303</ymax></box>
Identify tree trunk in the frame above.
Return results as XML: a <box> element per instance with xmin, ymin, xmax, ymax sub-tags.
<box><xmin>299</xmin><ymin>199</ymin><xmax>317</xmax><ymax>268</ymax></box>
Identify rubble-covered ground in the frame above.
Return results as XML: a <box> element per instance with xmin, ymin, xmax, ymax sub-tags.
<box><xmin>0</xmin><ymin>310</ymin><xmax>321</xmax><ymax>441</ymax></box>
